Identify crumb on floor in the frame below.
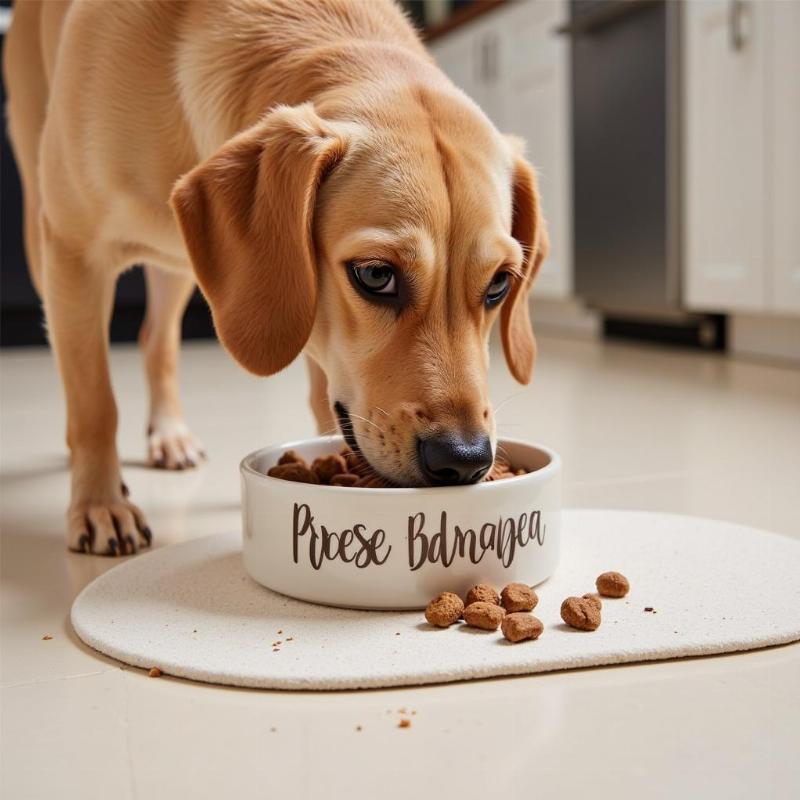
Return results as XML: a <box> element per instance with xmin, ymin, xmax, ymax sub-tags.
<box><xmin>148</xmin><ymin>667</ymin><xmax>162</xmax><ymax>678</ymax></box>
<box><xmin>398</xmin><ymin>718</ymin><xmax>411</xmax><ymax>729</ymax></box>
<box><xmin>42</xmin><ymin>634</ymin><xmax>53</xmax><ymax>641</ymax></box>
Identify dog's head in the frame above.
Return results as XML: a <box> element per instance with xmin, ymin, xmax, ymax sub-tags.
<box><xmin>171</xmin><ymin>87</ymin><xmax>548</xmax><ymax>486</ymax></box>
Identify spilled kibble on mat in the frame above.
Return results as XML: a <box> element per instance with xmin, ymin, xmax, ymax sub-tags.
<box><xmin>501</xmin><ymin>613</ymin><xmax>544</xmax><ymax>643</ymax></box>
<box><xmin>596</xmin><ymin>571</ymin><xmax>630</xmax><ymax>598</ymax></box>
<box><xmin>421</xmin><ymin>571</ymin><xmax>635</xmax><ymax>644</ymax></box>
<box><xmin>500</xmin><ymin>582</ymin><xmax>538</xmax><ymax>613</ymax></box>
<box><xmin>425</xmin><ymin>592</ymin><xmax>465</xmax><ymax>627</ymax></box>
<box><xmin>267</xmin><ymin>448</ymin><xmax>529</xmax><ymax>487</ymax></box>
<box><xmin>463</xmin><ymin>601</ymin><xmax>505</xmax><ymax>631</ymax></box>
<box><xmin>465</xmin><ymin>583</ymin><xmax>500</xmax><ymax>606</ymax></box>
<box><xmin>560</xmin><ymin>597</ymin><xmax>601</xmax><ymax>631</ymax></box>
<box><xmin>582</xmin><ymin>593</ymin><xmax>602</xmax><ymax>611</ymax></box>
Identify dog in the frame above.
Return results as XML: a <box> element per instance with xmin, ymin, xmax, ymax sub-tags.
<box><xmin>4</xmin><ymin>0</ymin><xmax>548</xmax><ymax>556</ymax></box>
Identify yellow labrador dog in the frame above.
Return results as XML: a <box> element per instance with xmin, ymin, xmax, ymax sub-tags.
<box><xmin>4</xmin><ymin>0</ymin><xmax>547</xmax><ymax>556</ymax></box>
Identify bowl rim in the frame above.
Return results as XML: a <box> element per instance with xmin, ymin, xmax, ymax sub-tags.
<box><xmin>240</xmin><ymin>435</ymin><xmax>561</xmax><ymax>495</ymax></box>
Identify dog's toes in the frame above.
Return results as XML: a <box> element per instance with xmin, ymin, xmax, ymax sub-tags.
<box><xmin>87</xmin><ymin>506</ymin><xmax>120</xmax><ymax>555</ymax></box>
<box><xmin>67</xmin><ymin>508</ymin><xmax>94</xmax><ymax>553</ymax></box>
<box><xmin>129</xmin><ymin>505</ymin><xmax>153</xmax><ymax>549</ymax></box>
<box><xmin>67</xmin><ymin>531</ymin><xmax>92</xmax><ymax>554</ymax></box>
<box><xmin>67</xmin><ymin>497</ymin><xmax>152</xmax><ymax>557</ymax></box>
<box><xmin>148</xmin><ymin>435</ymin><xmax>166</xmax><ymax>468</ymax></box>
<box><xmin>147</xmin><ymin>421</ymin><xmax>205</xmax><ymax>471</ymax></box>
<box><xmin>112</xmin><ymin>505</ymin><xmax>140</xmax><ymax>555</ymax></box>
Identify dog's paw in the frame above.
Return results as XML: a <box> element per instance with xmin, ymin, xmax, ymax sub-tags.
<box><xmin>67</xmin><ymin>497</ymin><xmax>152</xmax><ymax>556</ymax></box>
<box><xmin>147</xmin><ymin>417</ymin><xmax>206</xmax><ymax>470</ymax></box>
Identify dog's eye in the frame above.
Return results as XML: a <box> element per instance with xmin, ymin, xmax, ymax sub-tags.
<box><xmin>350</xmin><ymin>262</ymin><xmax>397</xmax><ymax>297</ymax></box>
<box><xmin>485</xmin><ymin>271</ymin><xmax>511</xmax><ymax>307</ymax></box>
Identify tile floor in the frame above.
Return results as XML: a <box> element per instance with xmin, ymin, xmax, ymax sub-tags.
<box><xmin>2</xmin><ymin>335</ymin><xmax>799</xmax><ymax>799</ymax></box>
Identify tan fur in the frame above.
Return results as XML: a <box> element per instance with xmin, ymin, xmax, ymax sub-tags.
<box><xmin>4</xmin><ymin>0</ymin><xmax>547</xmax><ymax>552</ymax></box>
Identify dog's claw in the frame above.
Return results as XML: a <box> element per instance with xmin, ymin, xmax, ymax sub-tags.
<box><xmin>68</xmin><ymin>497</ymin><xmax>149</xmax><ymax>557</ymax></box>
<box><xmin>147</xmin><ymin>419</ymin><xmax>205</xmax><ymax>471</ymax></box>
<box><xmin>142</xmin><ymin>527</ymin><xmax>153</xmax><ymax>546</ymax></box>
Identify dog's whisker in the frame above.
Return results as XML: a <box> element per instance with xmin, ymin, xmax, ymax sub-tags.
<box><xmin>493</xmin><ymin>390</ymin><xmax>527</xmax><ymax>417</ymax></box>
<box><xmin>347</xmin><ymin>412</ymin><xmax>386</xmax><ymax>434</ymax></box>
<box><xmin>317</xmin><ymin>425</ymin><xmax>342</xmax><ymax>438</ymax></box>
<box><xmin>495</xmin><ymin>444</ymin><xmax>512</xmax><ymax>462</ymax></box>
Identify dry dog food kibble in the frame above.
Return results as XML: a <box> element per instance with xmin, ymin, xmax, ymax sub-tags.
<box><xmin>267</xmin><ymin>462</ymin><xmax>320</xmax><ymax>484</ymax></box>
<box><xmin>596</xmin><ymin>571</ymin><xmax>630</xmax><ymax>598</ymax></box>
<box><xmin>268</xmin><ymin>447</ymin><xmax>529</xmax><ymax>487</ymax></box>
<box><xmin>330</xmin><ymin>473</ymin><xmax>359</xmax><ymax>487</ymax></box>
<box><xmin>311</xmin><ymin>454</ymin><xmax>348</xmax><ymax>483</ymax></box>
<box><xmin>560</xmin><ymin>596</ymin><xmax>601</xmax><ymax>631</ymax></box>
<box><xmin>501</xmin><ymin>613</ymin><xmax>544</xmax><ymax>643</ymax></box>
<box><xmin>463</xmin><ymin>601</ymin><xmax>506</xmax><ymax>631</ymax></box>
<box><xmin>582</xmin><ymin>593</ymin><xmax>602</xmax><ymax>611</ymax></box>
<box><xmin>484</xmin><ymin>456</ymin><xmax>525</xmax><ymax>481</ymax></box>
<box><xmin>465</xmin><ymin>583</ymin><xmax>500</xmax><ymax>607</ymax></box>
<box><xmin>278</xmin><ymin>449</ymin><xmax>306</xmax><ymax>467</ymax></box>
<box><xmin>425</xmin><ymin>592</ymin><xmax>465</xmax><ymax>627</ymax></box>
<box><xmin>500</xmin><ymin>582</ymin><xmax>538</xmax><ymax>613</ymax></box>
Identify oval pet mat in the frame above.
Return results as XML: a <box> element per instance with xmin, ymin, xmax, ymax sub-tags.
<box><xmin>71</xmin><ymin>510</ymin><xmax>800</xmax><ymax>690</ymax></box>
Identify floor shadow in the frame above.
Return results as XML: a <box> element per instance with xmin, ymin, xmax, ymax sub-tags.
<box><xmin>0</xmin><ymin>455</ymin><xmax>68</xmax><ymax>487</ymax></box>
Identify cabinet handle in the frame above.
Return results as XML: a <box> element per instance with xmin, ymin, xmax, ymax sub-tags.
<box><xmin>476</xmin><ymin>34</ymin><xmax>499</xmax><ymax>83</ymax></box>
<box><xmin>478</xmin><ymin>36</ymin><xmax>489</xmax><ymax>82</ymax></box>
<box><xmin>481</xmin><ymin>34</ymin><xmax>498</xmax><ymax>83</ymax></box>
<box><xmin>729</xmin><ymin>0</ymin><xmax>747</xmax><ymax>51</ymax></box>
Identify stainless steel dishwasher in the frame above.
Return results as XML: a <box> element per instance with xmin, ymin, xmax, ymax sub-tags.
<box><xmin>563</xmin><ymin>1</ymin><xmax>722</xmax><ymax>346</ymax></box>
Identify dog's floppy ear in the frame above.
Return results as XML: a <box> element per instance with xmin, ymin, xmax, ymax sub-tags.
<box><xmin>500</xmin><ymin>139</ymin><xmax>548</xmax><ymax>385</ymax></box>
<box><xmin>171</xmin><ymin>104</ymin><xmax>350</xmax><ymax>376</ymax></box>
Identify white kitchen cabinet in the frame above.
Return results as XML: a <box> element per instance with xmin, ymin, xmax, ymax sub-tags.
<box><xmin>683</xmin><ymin>0</ymin><xmax>768</xmax><ymax>312</ymax></box>
<box><xmin>427</xmin><ymin>13</ymin><xmax>507</xmax><ymax>128</ymax></box>
<box><xmin>767</xmin><ymin>0</ymin><xmax>800</xmax><ymax>314</ymax></box>
<box><xmin>501</xmin><ymin>1</ymin><xmax>572</xmax><ymax>299</ymax></box>
<box><xmin>684</xmin><ymin>0</ymin><xmax>800</xmax><ymax>317</ymax></box>
<box><xmin>428</xmin><ymin>1</ymin><xmax>573</xmax><ymax>299</ymax></box>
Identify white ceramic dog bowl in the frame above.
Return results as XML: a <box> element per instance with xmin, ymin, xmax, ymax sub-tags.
<box><xmin>241</xmin><ymin>436</ymin><xmax>561</xmax><ymax>610</ymax></box>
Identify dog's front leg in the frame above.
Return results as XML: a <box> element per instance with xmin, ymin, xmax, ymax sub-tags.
<box><xmin>139</xmin><ymin>265</ymin><xmax>205</xmax><ymax>469</ymax></box>
<box><xmin>42</xmin><ymin>226</ymin><xmax>151</xmax><ymax>555</ymax></box>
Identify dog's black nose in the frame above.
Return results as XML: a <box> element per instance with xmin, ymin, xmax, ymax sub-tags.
<box><xmin>418</xmin><ymin>434</ymin><xmax>493</xmax><ymax>486</ymax></box>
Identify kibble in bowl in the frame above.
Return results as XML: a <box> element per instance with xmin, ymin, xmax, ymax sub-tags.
<box><xmin>241</xmin><ymin>435</ymin><xmax>561</xmax><ymax>610</ymax></box>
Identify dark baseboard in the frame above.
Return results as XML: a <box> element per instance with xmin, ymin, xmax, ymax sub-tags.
<box><xmin>1</xmin><ymin>302</ymin><xmax>216</xmax><ymax>348</ymax></box>
<box><xmin>603</xmin><ymin>313</ymin><xmax>727</xmax><ymax>351</ymax></box>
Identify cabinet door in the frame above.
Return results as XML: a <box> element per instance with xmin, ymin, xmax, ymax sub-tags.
<box><xmin>430</xmin><ymin>2</ymin><xmax>572</xmax><ymax>299</ymax></box>
<box><xmin>428</xmin><ymin>25</ymin><xmax>476</xmax><ymax>99</ymax></box>
<box><xmin>501</xmin><ymin>0</ymin><xmax>572</xmax><ymax>299</ymax></box>
<box><xmin>683</xmin><ymin>0</ymin><xmax>768</xmax><ymax>311</ymax></box>
<box><xmin>428</xmin><ymin>16</ymin><xmax>506</xmax><ymax>129</ymax></box>
<box><xmin>767</xmin><ymin>0</ymin><xmax>800</xmax><ymax>315</ymax></box>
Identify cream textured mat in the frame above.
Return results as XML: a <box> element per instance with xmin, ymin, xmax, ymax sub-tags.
<box><xmin>71</xmin><ymin>511</ymin><xmax>800</xmax><ymax>690</ymax></box>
